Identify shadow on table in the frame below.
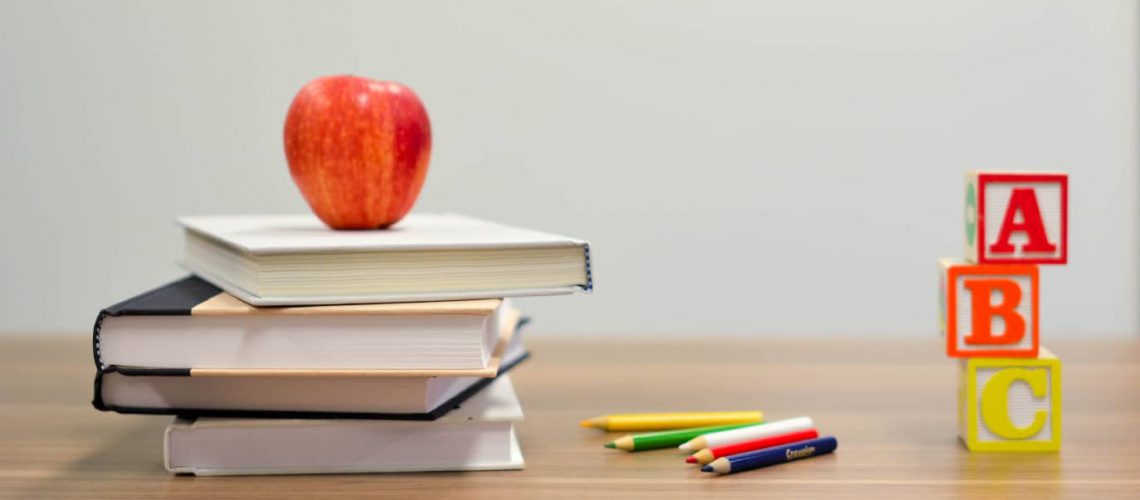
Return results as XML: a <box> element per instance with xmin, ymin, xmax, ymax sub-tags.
<box><xmin>951</xmin><ymin>441</ymin><xmax>1064</xmax><ymax>499</ymax></box>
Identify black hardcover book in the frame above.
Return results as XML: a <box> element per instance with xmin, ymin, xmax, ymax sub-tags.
<box><xmin>91</xmin><ymin>277</ymin><xmax>530</xmax><ymax>420</ymax></box>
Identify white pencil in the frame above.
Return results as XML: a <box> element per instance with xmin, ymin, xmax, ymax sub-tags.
<box><xmin>678</xmin><ymin>416</ymin><xmax>815</xmax><ymax>452</ymax></box>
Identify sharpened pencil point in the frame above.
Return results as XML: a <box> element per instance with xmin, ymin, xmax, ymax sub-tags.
<box><xmin>678</xmin><ymin>443</ymin><xmax>692</xmax><ymax>452</ymax></box>
<box><xmin>701</xmin><ymin>465</ymin><xmax>713</xmax><ymax>473</ymax></box>
<box><xmin>603</xmin><ymin>442</ymin><xmax>615</xmax><ymax>449</ymax></box>
<box><xmin>685</xmin><ymin>456</ymin><xmax>696</xmax><ymax>464</ymax></box>
<box><xmin>579</xmin><ymin>420</ymin><xmax>593</xmax><ymax>428</ymax></box>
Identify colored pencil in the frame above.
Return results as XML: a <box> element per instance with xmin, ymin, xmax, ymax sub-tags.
<box><xmin>679</xmin><ymin>416</ymin><xmax>813</xmax><ymax>452</ymax></box>
<box><xmin>605</xmin><ymin>423</ymin><xmax>761</xmax><ymax>451</ymax></box>
<box><xmin>701</xmin><ymin>436</ymin><xmax>838</xmax><ymax>475</ymax></box>
<box><xmin>580</xmin><ymin>411</ymin><xmax>763</xmax><ymax>432</ymax></box>
<box><xmin>687</xmin><ymin>428</ymin><xmax>819</xmax><ymax>464</ymax></box>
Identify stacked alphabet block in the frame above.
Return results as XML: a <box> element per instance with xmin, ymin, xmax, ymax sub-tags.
<box><xmin>939</xmin><ymin>172</ymin><xmax>1068</xmax><ymax>452</ymax></box>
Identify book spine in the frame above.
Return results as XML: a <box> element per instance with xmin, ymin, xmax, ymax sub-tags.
<box><xmin>583</xmin><ymin>243</ymin><xmax>594</xmax><ymax>292</ymax></box>
<box><xmin>92</xmin><ymin>310</ymin><xmax>108</xmax><ymax>369</ymax></box>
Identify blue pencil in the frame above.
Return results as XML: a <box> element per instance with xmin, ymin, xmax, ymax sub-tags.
<box><xmin>700</xmin><ymin>436</ymin><xmax>837</xmax><ymax>475</ymax></box>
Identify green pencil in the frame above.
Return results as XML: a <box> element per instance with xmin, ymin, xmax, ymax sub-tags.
<box><xmin>603</xmin><ymin>423</ymin><xmax>761</xmax><ymax>452</ymax></box>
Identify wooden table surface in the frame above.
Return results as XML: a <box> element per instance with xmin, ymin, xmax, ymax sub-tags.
<box><xmin>1</xmin><ymin>335</ymin><xmax>1138</xmax><ymax>499</ymax></box>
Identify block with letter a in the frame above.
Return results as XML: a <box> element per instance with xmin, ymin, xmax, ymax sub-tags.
<box><xmin>939</xmin><ymin>259</ymin><xmax>1038</xmax><ymax>358</ymax></box>
<box><xmin>958</xmin><ymin>348</ymin><xmax>1062</xmax><ymax>452</ymax></box>
<box><xmin>964</xmin><ymin>171</ymin><xmax>1067</xmax><ymax>264</ymax></box>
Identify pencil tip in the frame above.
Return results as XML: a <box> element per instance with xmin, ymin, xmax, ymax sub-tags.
<box><xmin>603</xmin><ymin>442</ymin><xmax>615</xmax><ymax>449</ymax></box>
<box><xmin>701</xmin><ymin>465</ymin><xmax>713</xmax><ymax>473</ymax></box>
<box><xmin>685</xmin><ymin>456</ymin><xmax>696</xmax><ymax>464</ymax></box>
<box><xmin>579</xmin><ymin>420</ymin><xmax>593</xmax><ymax>428</ymax></box>
<box><xmin>678</xmin><ymin>443</ymin><xmax>691</xmax><ymax>452</ymax></box>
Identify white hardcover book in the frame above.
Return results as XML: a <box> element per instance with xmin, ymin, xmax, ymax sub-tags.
<box><xmin>178</xmin><ymin>213</ymin><xmax>593</xmax><ymax>306</ymax></box>
<box><xmin>164</xmin><ymin>375</ymin><xmax>525</xmax><ymax>476</ymax></box>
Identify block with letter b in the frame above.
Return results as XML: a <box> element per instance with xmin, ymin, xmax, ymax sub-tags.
<box><xmin>939</xmin><ymin>259</ymin><xmax>1038</xmax><ymax>358</ymax></box>
<box><xmin>958</xmin><ymin>349</ymin><xmax>1061</xmax><ymax>452</ymax></box>
<box><xmin>964</xmin><ymin>172</ymin><xmax>1067</xmax><ymax>264</ymax></box>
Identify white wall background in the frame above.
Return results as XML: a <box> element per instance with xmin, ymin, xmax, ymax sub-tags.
<box><xmin>1</xmin><ymin>0</ymin><xmax>1136</xmax><ymax>336</ymax></box>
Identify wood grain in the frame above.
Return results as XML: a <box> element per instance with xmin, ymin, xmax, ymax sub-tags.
<box><xmin>1</xmin><ymin>335</ymin><xmax>1138</xmax><ymax>499</ymax></box>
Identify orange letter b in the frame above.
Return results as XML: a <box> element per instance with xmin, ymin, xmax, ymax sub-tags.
<box><xmin>963</xmin><ymin>279</ymin><xmax>1024</xmax><ymax>345</ymax></box>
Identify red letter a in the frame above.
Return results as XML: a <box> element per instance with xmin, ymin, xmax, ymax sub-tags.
<box><xmin>989</xmin><ymin>188</ymin><xmax>1056</xmax><ymax>254</ymax></box>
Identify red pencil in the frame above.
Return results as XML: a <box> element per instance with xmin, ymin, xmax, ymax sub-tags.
<box><xmin>686</xmin><ymin>428</ymin><xmax>819</xmax><ymax>465</ymax></box>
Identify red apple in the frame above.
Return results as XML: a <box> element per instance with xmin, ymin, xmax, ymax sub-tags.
<box><xmin>284</xmin><ymin>75</ymin><xmax>431</xmax><ymax>229</ymax></box>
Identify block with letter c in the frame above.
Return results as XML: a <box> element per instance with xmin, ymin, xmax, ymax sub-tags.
<box><xmin>958</xmin><ymin>349</ymin><xmax>1061</xmax><ymax>452</ymax></box>
<box><xmin>939</xmin><ymin>259</ymin><xmax>1039</xmax><ymax>358</ymax></box>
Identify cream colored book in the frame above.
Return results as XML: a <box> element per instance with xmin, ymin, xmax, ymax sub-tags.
<box><xmin>178</xmin><ymin>213</ymin><xmax>593</xmax><ymax>306</ymax></box>
<box><xmin>95</xmin><ymin>277</ymin><xmax>516</xmax><ymax>371</ymax></box>
<box><xmin>164</xmin><ymin>375</ymin><xmax>525</xmax><ymax>476</ymax></box>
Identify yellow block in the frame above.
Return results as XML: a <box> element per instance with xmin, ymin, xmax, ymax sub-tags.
<box><xmin>958</xmin><ymin>348</ymin><xmax>1061</xmax><ymax>452</ymax></box>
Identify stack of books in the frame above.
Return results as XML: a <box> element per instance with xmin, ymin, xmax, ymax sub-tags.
<box><xmin>91</xmin><ymin>213</ymin><xmax>592</xmax><ymax>475</ymax></box>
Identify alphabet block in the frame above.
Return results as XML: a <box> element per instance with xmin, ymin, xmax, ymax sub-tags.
<box><xmin>964</xmin><ymin>172</ymin><xmax>1067</xmax><ymax>264</ymax></box>
<box><xmin>958</xmin><ymin>348</ymin><xmax>1061</xmax><ymax>452</ymax></box>
<box><xmin>939</xmin><ymin>258</ymin><xmax>1038</xmax><ymax>358</ymax></box>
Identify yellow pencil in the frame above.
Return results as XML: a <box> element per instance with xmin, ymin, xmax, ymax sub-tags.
<box><xmin>579</xmin><ymin>411</ymin><xmax>763</xmax><ymax>432</ymax></box>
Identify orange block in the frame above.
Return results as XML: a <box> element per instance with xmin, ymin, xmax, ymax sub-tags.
<box><xmin>938</xmin><ymin>259</ymin><xmax>1038</xmax><ymax>358</ymax></box>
